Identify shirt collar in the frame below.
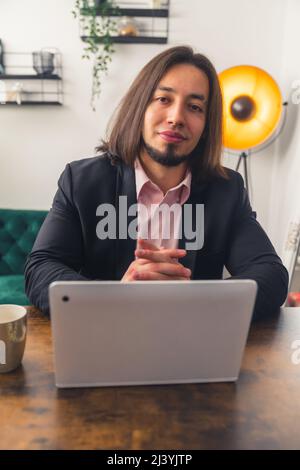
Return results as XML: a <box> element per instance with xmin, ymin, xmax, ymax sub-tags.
<box><xmin>134</xmin><ymin>158</ymin><xmax>192</xmax><ymax>201</ymax></box>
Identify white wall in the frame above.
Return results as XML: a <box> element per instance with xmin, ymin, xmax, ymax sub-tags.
<box><xmin>268</xmin><ymin>0</ymin><xmax>300</xmax><ymax>259</ymax></box>
<box><xmin>0</xmin><ymin>0</ymin><xmax>295</xmax><ymax>253</ymax></box>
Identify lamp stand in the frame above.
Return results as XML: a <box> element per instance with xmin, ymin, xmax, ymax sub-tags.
<box><xmin>235</xmin><ymin>151</ymin><xmax>249</xmax><ymax>193</ymax></box>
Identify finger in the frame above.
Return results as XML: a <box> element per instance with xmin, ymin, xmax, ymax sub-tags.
<box><xmin>136</xmin><ymin>262</ymin><xmax>191</xmax><ymax>278</ymax></box>
<box><xmin>134</xmin><ymin>255</ymin><xmax>154</xmax><ymax>264</ymax></box>
<box><xmin>129</xmin><ymin>259</ymin><xmax>150</xmax><ymax>273</ymax></box>
<box><xmin>135</xmin><ymin>248</ymin><xmax>186</xmax><ymax>262</ymax></box>
<box><xmin>137</xmin><ymin>238</ymin><xmax>160</xmax><ymax>251</ymax></box>
<box><xmin>135</xmin><ymin>258</ymin><xmax>151</xmax><ymax>265</ymax></box>
<box><xmin>133</xmin><ymin>271</ymin><xmax>190</xmax><ymax>281</ymax></box>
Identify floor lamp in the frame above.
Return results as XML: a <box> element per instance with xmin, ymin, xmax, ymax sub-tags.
<box><xmin>218</xmin><ymin>65</ymin><xmax>286</xmax><ymax>194</ymax></box>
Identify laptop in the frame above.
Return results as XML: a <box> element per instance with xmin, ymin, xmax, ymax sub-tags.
<box><xmin>49</xmin><ymin>280</ymin><xmax>257</xmax><ymax>388</ymax></box>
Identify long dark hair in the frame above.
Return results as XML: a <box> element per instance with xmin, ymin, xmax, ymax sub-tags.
<box><xmin>97</xmin><ymin>45</ymin><xmax>227</xmax><ymax>181</ymax></box>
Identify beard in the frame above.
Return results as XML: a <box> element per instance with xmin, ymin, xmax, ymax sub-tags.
<box><xmin>143</xmin><ymin>140</ymin><xmax>194</xmax><ymax>167</ymax></box>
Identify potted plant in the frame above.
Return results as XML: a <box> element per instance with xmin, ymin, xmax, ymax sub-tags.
<box><xmin>72</xmin><ymin>0</ymin><xmax>120</xmax><ymax>110</ymax></box>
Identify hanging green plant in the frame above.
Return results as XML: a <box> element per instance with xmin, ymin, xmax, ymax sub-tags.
<box><xmin>72</xmin><ymin>0</ymin><xmax>120</xmax><ymax>110</ymax></box>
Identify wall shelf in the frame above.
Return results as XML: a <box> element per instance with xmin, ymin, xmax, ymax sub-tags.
<box><xmin>81</xmin><ymin>35</ymin><xmax>167</xmax><ymax>44</ymax></box>
<box><xmin>0</xmin><ymin>74</ymin><xmax>61</xmax><ymax>80</ymax></box>
<box><xmin>0</xmin><ymin>51</ymin><xmax>63</xmax><ymax>106</ymax></box>
<box><xmin>0</xmin><ymin>101</ymin><xmax>62</xmax><ymax>106</ymax></box>
<box><xmin>79</xmin><ymin>1</ymin><xmax>169</xmax><ymax>45</ymax></box>
<box><xmin>81</xmin><ymin>7</ymin><xmax>168</xmax><ymax>18</ymax></box>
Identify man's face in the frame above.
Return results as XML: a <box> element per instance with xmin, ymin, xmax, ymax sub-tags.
<box><xmin>141</xmin><ymin>63</ymin><xmax>209</xmax><ymax>167</ymax></box>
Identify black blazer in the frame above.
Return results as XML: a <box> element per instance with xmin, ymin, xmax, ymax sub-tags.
<box><xmin>24</xmin><ymin>153</ymin><xmax>288</xmax><ymax>319</ymax></box>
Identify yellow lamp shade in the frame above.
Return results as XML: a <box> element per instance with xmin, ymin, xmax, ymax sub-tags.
<box><xmin>219</xmin><ymin>65</ymin><xmax>282</xmax><ymax>151</ymax></box>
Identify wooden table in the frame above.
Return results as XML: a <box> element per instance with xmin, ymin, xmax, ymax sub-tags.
<box><xmin>1</xmin><ymin>307</ymin><xmax>300</xmax><ymax>450</ymax></box>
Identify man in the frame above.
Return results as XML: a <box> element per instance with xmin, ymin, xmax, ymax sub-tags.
<box><xmin>24</xmin><ymin>46</ymin><xmax>288</xmax><ymax>319</ymax></box>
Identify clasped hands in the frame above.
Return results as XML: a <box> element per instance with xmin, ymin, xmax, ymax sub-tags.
<box><xmin>121</xmin><ymin>238</ymin><xmax>191</xmax><ymax>282</ymax></box>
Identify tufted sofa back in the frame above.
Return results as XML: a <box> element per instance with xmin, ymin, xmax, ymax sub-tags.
<box><xmin>0</xmin><ymin>209</ymin><xmax>48</xmax><ymax>275</ymax></box>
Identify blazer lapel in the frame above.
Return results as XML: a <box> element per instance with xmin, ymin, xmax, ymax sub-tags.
<box><xmin>115</xmin><ymin>162</ymin><xmax>137</xmax><ymax>279</ymax></box>
<box><xmin>178</xmin><ymin>179</ymin><xmax>208</xmax><ymax>277</ymax></box>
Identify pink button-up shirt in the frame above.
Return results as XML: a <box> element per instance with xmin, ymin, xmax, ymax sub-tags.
<box><xmin>135</xmin><ymin>159</ymin><xmax>191</xmax><ymax>249</ymax></box>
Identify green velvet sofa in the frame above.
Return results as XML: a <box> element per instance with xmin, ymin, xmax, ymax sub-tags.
<box><xmin>0</xmin><ymin>208</ymin><xmax>48</xmax><ymax>305</ymax></box>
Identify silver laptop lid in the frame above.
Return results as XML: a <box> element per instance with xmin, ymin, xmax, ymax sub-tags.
<box><xmin>49</xmin><ymin>280</ymin><xmax>257</xmax><ymax>388</ymax></box>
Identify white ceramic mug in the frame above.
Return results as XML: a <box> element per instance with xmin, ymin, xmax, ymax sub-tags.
<box><xmin>0</xmin><ymin>305</ymin><xmax>27</xmax><ymax>373</ymax></box>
